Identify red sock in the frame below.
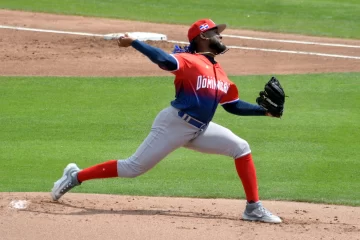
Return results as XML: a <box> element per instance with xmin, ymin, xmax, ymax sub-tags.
<box><xmin>234</xmin><ymin>154</ymin><xmax>259</xmax><ymax>203</ymax></box>
<box><xmin>77</xmin><ymin>160</ymin><xmax>118</xmax><ymax>182</ymax></box>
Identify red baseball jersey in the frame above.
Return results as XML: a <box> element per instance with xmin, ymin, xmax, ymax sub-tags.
<box><xmin>170</xmin><ymin>53</ymin><xmax>239</xmax><ymax>123</ymax></box>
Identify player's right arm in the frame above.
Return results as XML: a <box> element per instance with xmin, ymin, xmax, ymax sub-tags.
<box><xmin>117</xmin><ymin>33</ymin><xmax>178</xmax><ymax>71</ymax></box>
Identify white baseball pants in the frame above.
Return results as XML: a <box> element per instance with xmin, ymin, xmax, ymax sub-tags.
<box><xmin>117</xmin><ymin>106</ymin><xmax>251</xmax><ymax>177</ymax></box>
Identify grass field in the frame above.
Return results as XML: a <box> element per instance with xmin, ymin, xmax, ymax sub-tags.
<box><xmin>1</xmin><ymin>1</ymin><xmax>359</xmax><ymax>206</ymax></box>
<box><xmin>1</xmin><ymin>0</ymin><xmax>360</xmax><ymax>39</ymax></box>
<box><xmin>0</xmin><ymin>74</ymin><xmax>359</xmax><ymax>206</ymax></box>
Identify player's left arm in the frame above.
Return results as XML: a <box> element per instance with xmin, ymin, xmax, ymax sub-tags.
<box><xmin>221</xmin><ymin>84</ymin><xmax>267</xmax><ymax>116</ymax></box>
<box><xmin>222</xmin><ymin>100</ymin><xmax>266</xmax><ymax>116</ymax></box>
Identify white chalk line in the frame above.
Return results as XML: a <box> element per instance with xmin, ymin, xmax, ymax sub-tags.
<box><xmin>1</xmin><ymin>25</ymin><xmax>360</xmax><ymax>60</ymax></box>
<box><xmin>167</xmin><ymin>40</ymin><xmax>360</xmax><ymax>60</ymax></box>
<box><xmin>0</xmin><ymin>25</ymin><xmax>104</xmax><ymax>37</ymax></box>
<box><xmin>230</xmin><ymin>45</ymin><xmax>360</xmax><ymax>60</ymax></box>
<box><xmin>222</xmin><ymin>34</ymin><xmax>360</xmax><ymax>49</ymax></box>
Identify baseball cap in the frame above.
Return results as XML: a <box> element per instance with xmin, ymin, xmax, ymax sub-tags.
<box><xmin>187</xmin><ymin>19</ymin><xmax>226</xmax><ymax>42</ymax></box>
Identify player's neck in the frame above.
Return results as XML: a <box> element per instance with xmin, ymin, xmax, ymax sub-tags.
<box><xmin>197</xmin><ymin>52</ymin><xmax>217</xmax><ymax>64</ymax></box>
<box><xmin>197</xmin><ymin>52</ymin><xmax>216</xmax><ymax>58</ymax></box>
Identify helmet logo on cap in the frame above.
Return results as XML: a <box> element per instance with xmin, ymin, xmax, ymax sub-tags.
<box><xmin>199</xmin><ymin>23</ymin><xmax>209</xmax><ymax>31</ymax></box>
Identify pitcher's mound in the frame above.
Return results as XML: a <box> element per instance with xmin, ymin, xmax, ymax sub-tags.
<box><xmin>0</xmin><ymin>192</ymin><xmax>359</xmax><ymax>240</ymax></box>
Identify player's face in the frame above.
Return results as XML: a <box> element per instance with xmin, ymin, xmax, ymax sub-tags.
<box><xmin>202</xmin><ymin>28</ymin><xmax>227</xmax><ymax>54</ymax></box>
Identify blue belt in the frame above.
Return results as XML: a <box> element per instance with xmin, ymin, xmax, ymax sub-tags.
<box><xmin>178</xmin><ymin>111</ymin><xmax>207</xmax><ymax>129</ymax></box>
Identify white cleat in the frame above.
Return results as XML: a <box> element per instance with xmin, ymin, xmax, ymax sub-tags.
<box><xmin>242</xmin><ymin>201</ymin><xmax>282</xmax><ymax>223</ymax></box>
<box><xmin>51</xmin><ymin>163</ymin><xmax>81</xmax><ymax>201</ymax></box>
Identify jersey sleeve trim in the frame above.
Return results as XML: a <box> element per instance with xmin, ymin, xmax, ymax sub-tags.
<box><xmin>220</xmin><ymin>98</ymin><xmax>239</xmax><ymax>105</ymax></box>
<box><xmin>168</xmin><ymin>54</ymin><xmax>180</xmax><ymax>72</ymax></box>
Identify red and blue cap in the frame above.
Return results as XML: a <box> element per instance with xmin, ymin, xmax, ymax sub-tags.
<box><xmin>187</xmin><ymin>19</ymin><xmax>226</xmax><ymax>42</ymax></box>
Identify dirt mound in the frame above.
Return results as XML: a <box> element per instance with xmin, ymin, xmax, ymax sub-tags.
<box><xmin>1</xmin><ymin>192</ymin><xmax>359</xmax><ymax>240</ymax></box>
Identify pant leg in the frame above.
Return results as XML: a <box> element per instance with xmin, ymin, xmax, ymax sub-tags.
<box><xmin>117</xmin><ymin>106</ymin><xmax>200</xmax><ymax>178</ymax></box>
<box><xmin>184</xmin><ymin>121</ymin><xmax>251</xmax><ymax>159</ymax></box>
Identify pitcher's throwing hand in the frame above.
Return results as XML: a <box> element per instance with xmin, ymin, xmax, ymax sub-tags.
<box><xmin>117</xmin><ymin>33</ymin><xmax>135</xmax><ymax>47</ymax></box>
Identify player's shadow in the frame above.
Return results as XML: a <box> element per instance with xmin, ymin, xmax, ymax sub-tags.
<box><xmin>24</xmin><ymin>200</ymin><xmax>239</xmax><ymax>221</ymax></box>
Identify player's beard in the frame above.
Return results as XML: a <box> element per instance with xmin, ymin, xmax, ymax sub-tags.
<box><xmin>209</xmin><ymin>37</ymin><xmax>228</xmax><ymax>55</ymax></box>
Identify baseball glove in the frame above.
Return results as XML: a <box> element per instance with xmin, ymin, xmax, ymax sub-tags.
<box><xmin>256</xmin><ymin>76</ymin><xmax>286</xmax><ymax>118</ymax></box>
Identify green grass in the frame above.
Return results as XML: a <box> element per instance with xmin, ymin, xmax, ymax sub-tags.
<box><xmin>1</xmin><ymin>0</ymin><xmax>360</xmax><ymax>39</ymax></box>
<box><xmin>0</xmin><ymin>74</ymin><xmax>359</xmax><ymax>206</ymax></box>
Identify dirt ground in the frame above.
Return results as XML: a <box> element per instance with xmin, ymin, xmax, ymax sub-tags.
<box><xmin>0</xmin><ymin>10</ymin><xmax>359</xmax><ymax>240</ymax></box>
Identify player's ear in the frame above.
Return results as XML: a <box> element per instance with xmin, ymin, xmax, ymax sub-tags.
<box><xmin>200</xmin><ymin>33</ymin><xmax>209</xmax><ymax>40</ymax></box>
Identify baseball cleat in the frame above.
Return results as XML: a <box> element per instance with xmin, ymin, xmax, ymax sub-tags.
<box><xmin>242</xmin><ymin>201</ymin><xmax>282</xmax><ymax>223</ymax></box>
<box><xmin>51</xmin><ymin>163</ymin><xmax>81</xmax><ymax>201</ymax></box>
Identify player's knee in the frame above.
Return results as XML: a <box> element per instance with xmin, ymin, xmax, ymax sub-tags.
<box><xmin>123</xmin><ymin>170</ymin><xmax>144</xmax><ymax>178</ymax></box>
<box><xmin>117</xmin><ymin>157</ymin><xmax>148</xmax><ymax>178</ymax></box>
<box><xmin>233</xmin><ymin>139</ymin><xmax>251</xmax><ymax>159</ymax></box>
<box><xmin>126</xmin><ymin>162</ymin><xmax>147</xmax><ymax>178</ymax></box>
<box><xmin>122</xmin><ymin>166</ymin><xmax>145</xmax><ymax>178</ymax></box>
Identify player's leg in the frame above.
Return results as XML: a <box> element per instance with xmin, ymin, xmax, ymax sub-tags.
<box><xmin>184</xmin><ymin>122</ymin><xmax>281</xmax><ymax>223</ymax></box>
<box><xmin>184</xmin><ymin>122</ymin><xmax>257</xmax><ymax>201</ymax></box>
<box><xmin>51</xmin><ymin>107</ymin><xmax>198</xmax><ymax>200</ymax></box>
<box><xmin>115</xmin><ymin>107</ymin><xmax>197</xmax><ymax>178</ymax></box>
<box><xmin>184</xmin><ymin>122</ymin><xmax>251</xmax><ymax>158</ymax></box>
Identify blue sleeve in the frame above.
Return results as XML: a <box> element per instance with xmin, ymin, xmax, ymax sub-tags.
<box><xmin>222</xmin><ymin>99</ymin><xmax>266</xmax><ymax>116</ymax></box>
<box><xmin>131</xmin><ymin>40</ymin><xmax>178</xmax><ymax>71</ymax></box>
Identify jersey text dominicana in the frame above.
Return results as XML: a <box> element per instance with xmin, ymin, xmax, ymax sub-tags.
<box><xmin>170</xmin><ymin>53</ymin><xmax>239</xmax><ymax>123</ymax></box>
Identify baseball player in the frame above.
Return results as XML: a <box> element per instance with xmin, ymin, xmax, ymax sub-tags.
<box><xmin>51</xmin><ymin>19</ymin><xmax>282</xmax><ymax>223</ymax></box>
